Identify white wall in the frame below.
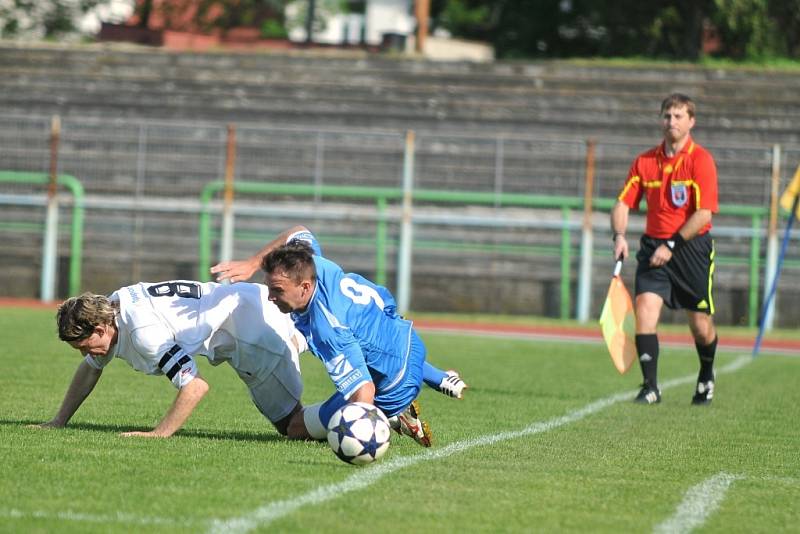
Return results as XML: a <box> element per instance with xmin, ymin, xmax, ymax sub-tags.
<box><xmin>287</xmin><ymin>0</ymin><xmax>413</xmax><ymax>46</ymax></box>
<box><xmin>364</xmin><ymin>0</ymin><xmax>413</xmax><ymax>46</ymax></box>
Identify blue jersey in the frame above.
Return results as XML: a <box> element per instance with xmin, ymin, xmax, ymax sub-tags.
<box><xmin>287</xmin><ymin>231</ymin><xmax>413</xmax><ymax>401</ymax></box>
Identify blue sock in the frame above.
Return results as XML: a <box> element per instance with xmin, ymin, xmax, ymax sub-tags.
<box><xmin>422</xmin><ymin>361</ymin><xmax>447</xmax><ymax>390</ymax></box>
<box><xmin>318</xmin><ymin>391</ymin><xmax>347</xmax><ymax>428</ymax></box>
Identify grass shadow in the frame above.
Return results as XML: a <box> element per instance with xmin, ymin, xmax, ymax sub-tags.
<box><xmin>1</xmin><ymin>418</ymin><xmax>286</xmax><ymax>443</ymax></box>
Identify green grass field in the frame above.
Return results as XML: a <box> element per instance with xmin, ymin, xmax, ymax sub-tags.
<box><xmin>1</xmin><ymin>307</ymin><xmax>798</xmax><ymax>533</ymax></box>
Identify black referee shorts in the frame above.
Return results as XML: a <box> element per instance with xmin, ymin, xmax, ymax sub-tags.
<box><xmin>634</xmin><ymin>233</ymin><xmax>715</xmax><ymax>314</ymax></box>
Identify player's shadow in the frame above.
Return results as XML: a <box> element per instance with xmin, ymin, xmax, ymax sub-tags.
<box><xmin>2</xmin><ymin>418</ymin><xmax>285</xmax><ymax>443</ymax></box>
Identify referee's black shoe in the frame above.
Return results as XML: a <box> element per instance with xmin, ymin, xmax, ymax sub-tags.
<box><xmin>691</xmin><ymin>377</ymin><xmax>715</xmax><ymax>405</ymax></box>
<box><xmin>634</xmin><ymin>383</ymin><xmax>661</xmax><ymax>404</ymax></box>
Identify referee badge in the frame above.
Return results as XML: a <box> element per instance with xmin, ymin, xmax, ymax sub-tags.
<box><xmin>671</xmin><ymin>182</ymin><xmax>688</xmax><ymax>207</ymax></box>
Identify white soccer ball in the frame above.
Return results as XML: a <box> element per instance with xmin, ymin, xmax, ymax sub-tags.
<box><xmin>327</xmin><ymin>402</ymin><xmax>391</xmax><ymax>465</ymax></box>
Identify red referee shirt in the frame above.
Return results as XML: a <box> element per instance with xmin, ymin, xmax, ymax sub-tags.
<box><xmin>617</xmin><ymin>137</ymin><xmax>719</xmax><ymax>238</ymax></box>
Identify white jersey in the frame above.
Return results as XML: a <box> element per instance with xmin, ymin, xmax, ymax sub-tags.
<box><xmin>85</xmin><ymin>281</ymin><xmax>305</xmax><ymax>390</ymax></box>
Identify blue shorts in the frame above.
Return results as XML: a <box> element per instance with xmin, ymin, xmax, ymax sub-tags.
<box><xmin>318</xmin><ymin>330</ymin><xmax>426</xmax><ymax>425</ymax></box>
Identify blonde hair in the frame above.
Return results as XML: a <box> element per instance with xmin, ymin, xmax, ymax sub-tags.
<box><xmin>56</xmin><ymin>293</ymin><xmax>116</xmax><ymax>341</ymax></box>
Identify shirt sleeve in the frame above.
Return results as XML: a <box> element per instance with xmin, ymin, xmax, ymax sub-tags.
<box><xmin>692</xmin><ymin>150</ymin><xmax>719</xmax><ymax>212</ymax></box>
<box><xmin>310</xmin><ymin>310</ymin><xmax>371</xmax><ymax>400</ymax></box>
<box><xmin>618</xmin><ymin>159</ymin><xmax>644</xmax><ymax>210</ymax></box>
<box><xmin>131</xmin><ymin>325</ymin><xmax>198</xmax><ymax>389</ymax></box>
<box><xmin>84</xmin><ymin>353</ymin><xmax>112</xmax><ymax>370</ymax></box>
<box><xmin>153</xmin><ymin>343</ymin><xmax>199</xmax><ymax>389</ymax></box>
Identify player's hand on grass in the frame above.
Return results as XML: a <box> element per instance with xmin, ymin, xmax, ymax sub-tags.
<box><xmin>210</xmin><ymin>258</ymin><xmax>259</xmax><ymax>283</ymax></box>
<box><xmin>120</xmin><ymin>430</ymin><xmax>170</xmax><ymax>438</ymax></box>
<box><xmin>29</xmin><ymin>420</ymin><xmax>65</xmax><ymax>429</ymax></box>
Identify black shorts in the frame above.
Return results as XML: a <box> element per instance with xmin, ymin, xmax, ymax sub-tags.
<box><xmin>635</xmin><ymin>233</ymin><xmax>715</xmax><ymax>314</ymax></box>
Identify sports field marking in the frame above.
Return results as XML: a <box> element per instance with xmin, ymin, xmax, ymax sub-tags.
<box><xmin>653</xmin><ymin>472</ymin><xmax>743</xmax><ymax>534</ymax></box>
<box><xmin>0</xmin><ymin>508</ymin><xmax>204</xmax><ymax>527</ymax></box>
<box><xmin>210</xmin><ymin>354</ymin><xmax>752</xmax><ymax>534</ymax></box>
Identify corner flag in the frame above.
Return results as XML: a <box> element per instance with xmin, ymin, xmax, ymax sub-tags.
<box><xmin>599</xmin><ymin>258</ymin><xmax>636</xmax><ymax>374</ymax></box>
<box><xmin>779</xmin><ymin>164</ymin><xmax>800</xmax><ymax>219</ymax></box>
<box><xmin>755</xmin><ymin>164</ymin><xmax>800</xmax><ymax>356</ymax></box>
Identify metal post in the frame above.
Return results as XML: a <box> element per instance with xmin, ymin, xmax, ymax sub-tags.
<box><xmin>132</xmin><ymin>122</ymin><xmax>147</xmax><ymax>283</ymax></box>
<box><xmin>414</xmin><ymin>0</ymin><xmax>430</xmax><ymax>54</ymax></box>
<box><xmin>763</xmin><ymin>144</ymin><xmax>781</xmax><ymax>329</ymax></box>
<box><xmin>314</xmin><ymin>132</ymin><xmax>324</xmax><ymax>203</ymax></box>
<box><xmin>375</xmin><ymin>197</ymin><xmax>387</xmax><ymax>286</ymax></box>
<box><xmin>305</xmin><ymin>0</ymin><xmax>316</xmax><ymax>43</ymax></box>
<box><xmin>41</xmin><ymin>115</ymin><xmax>60</xmax><ymax>302</ymax></box>
<box><xmin>494</xmin><ymin>135</ymin><xmax>504</xmax><ymax>208</ymax></box>
<box><xmin>748</xmin><ymin>214</ymin><xmax>761</xmax><ymax>327</ymax></box>
<box><xmin>397</xmin><ymin>130</ymin><xmax>415</xmax><ymax>315</ymax></box>
<box><xmin>219</xmin><ymin>124</ymin><xmax>237</xmax><ymax>271</ymax></box>
<box><xmin>560</xmin><ymin>207</ymin><xmax>571</xmax><ymax>320</ymax></box>
<box><xmin>576</xmin><ymin>139</ymin><xmax>596</xmax><ymax>322</ymax></box>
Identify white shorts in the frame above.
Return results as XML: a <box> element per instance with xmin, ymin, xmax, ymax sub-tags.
<box><xmin>244</xmin><ymin>355</ymin><xmax>303</xmax><ymax>424</ymax></box>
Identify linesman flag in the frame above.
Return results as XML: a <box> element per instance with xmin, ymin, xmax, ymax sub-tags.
<box><xmin>599</xmin><ymin>258</ymin><xmax>637</xmax><ymax>374</ymax></box>
<box><xmin>779</xmin><ymin>164</ymin><xmax>800</xmax><ymax>219</ymax></box>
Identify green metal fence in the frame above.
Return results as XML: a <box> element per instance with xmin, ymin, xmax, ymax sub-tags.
<box><xmin>197</xmin><ymin>180</ymin><xmax>771</xmax><ymax>325</ymax></box>
<box><xmin>0</xmin><ymin>171</ymin><xmax>84</xmax><ymax>296</ymax></box>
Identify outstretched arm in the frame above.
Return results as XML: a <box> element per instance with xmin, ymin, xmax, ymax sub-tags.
<box><xmin>37</xmin><ymin>360</ymin><xmax>103</xmax><ymax>428</ymax></box>
<box><xmin>210</xmin><ymin>225</ymin><xmax>310</xmax><ymax>283</ymax></box>
<box><xmin>120</xmin><ymin>375</ymin><xmax>210</xmax><ymax>438</ymax></box>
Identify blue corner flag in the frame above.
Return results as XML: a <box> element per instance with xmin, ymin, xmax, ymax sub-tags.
<box><xmin>753</xmin><ymin>167</ymin><xmax>800</xmax><ymax>357</ymax></box>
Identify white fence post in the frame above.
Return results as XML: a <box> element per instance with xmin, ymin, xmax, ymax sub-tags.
<box><xmin>397</xmin><ymin>130</ymin><xmax>415</xmax><ymax>315</ymax></box>
<box><xmin>41</xmin><ymin>115</ymin><xmax>60</xmax><ymax>302</ymax></box>
<box><xmin>763</xmin><ymin>144</ymin><xmax>781</xmax><ymax>330</ymax></box>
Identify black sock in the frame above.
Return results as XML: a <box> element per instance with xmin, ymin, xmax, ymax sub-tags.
<box><xmin>696</xmin><ymin>336</ymin><xmax>718</xmax><ymax>383</ymax></box>
<box><xmin>635</xmin><ymin>334</ymin><xmax>659</xmax><ymax>388</ymax></box>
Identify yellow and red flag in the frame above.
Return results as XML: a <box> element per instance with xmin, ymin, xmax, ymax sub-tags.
<box><xmin>599</xmin><ymin>260</ymin><xmax>637</xmax><ymax>374</ymax></box>
<box><xmin>780</xmin><ymin>163</ymin><xmax>800</xmax><ymax>219</ymax></box>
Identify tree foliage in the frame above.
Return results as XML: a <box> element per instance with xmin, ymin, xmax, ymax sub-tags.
<box><xmin>3</xmin><ymin>0</ymin><xmax>800</xmax><ymax>60</ymax></box>
<box><xmin>133</xmin><ymin>0</ymin><xmax>289</xmax><ymax>33</ymax></box>
<box><xmin>0</xmin><ymin>0</ymin><xmax>92</xmax><ymax>39</ymax></box>
<box><xmin>432</xmin><ymin>0</ymin><xmax>800</xmax><ymax>60</ymax></box>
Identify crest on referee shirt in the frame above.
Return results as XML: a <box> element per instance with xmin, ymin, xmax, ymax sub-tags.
<box><xmin>671</xmin><ymin>182</ymin><xmax>688</xmax><ymax>207</ymax></box>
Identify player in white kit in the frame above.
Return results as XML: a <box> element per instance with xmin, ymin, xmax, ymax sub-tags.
<box><xmin>40</xmin><ymin>280</ymin><xmax>307</xmax><ymax>438</ymax></box>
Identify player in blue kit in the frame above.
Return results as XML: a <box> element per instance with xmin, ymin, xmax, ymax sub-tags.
<box><xmin>212</xmin><ymin>226</ymin><xmax>465</xmax><ymax>447</ymax></box>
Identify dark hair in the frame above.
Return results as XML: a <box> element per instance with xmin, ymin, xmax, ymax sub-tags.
<box><xmin>261</xmin><ymin>240</ymin><xmax>317</xmax><ymax>283</ymax></box>
<box><xmin>660</xmin><ymin>93</ymin><xmax>696</xmax><ymax>118</ymax></box>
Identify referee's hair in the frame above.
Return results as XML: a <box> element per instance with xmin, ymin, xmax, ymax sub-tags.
<box><xmin>262</xmin><ymin>240</ymin><xmax>316</xmax><ymax>283</ymax></box>
<box><xmin>660</xmin><ymin>93</ymin><xmax>696</xmax><ymax>118</ymax></box>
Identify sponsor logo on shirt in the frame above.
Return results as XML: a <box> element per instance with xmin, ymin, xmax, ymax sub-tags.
<box><xmin>338</xmin><ymin>369</ymin><xmax>364</xmax><ymax>391</ymax></box>
<box><xmin>127</xmin><ymin>286</ymin><xmax>142</xmax><ymax>304</ymax></box>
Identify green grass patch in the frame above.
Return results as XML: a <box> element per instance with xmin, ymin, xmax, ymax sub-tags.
<box><xmin>1</xmin><ymin>308</ymin><xmax>798</xmax><ymax>532</ymax></box>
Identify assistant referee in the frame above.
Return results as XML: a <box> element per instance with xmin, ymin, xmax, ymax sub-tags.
<box><xmin>611</xmin><ymin>93</ymin><xmax>719</xmax><ymax>406</ymax></box>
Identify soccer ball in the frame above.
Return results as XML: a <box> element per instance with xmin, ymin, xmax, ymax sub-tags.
<box><xmin>327</xmin><ymin>402</ymin><xmax>391</xmax><ymax>465</ymax></box>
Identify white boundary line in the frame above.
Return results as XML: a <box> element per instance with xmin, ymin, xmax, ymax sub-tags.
<box><xmin>209</xmin><ymin>355</ymin><xmax>753</xmax><ymax>534</ymax></box>
<box><xmin>0</xmin><ymin>355</ymin><xmax>753</xmax><ymax>531</ymax></box>
<box><xmin>0</xmin><ymin>508</ymin><xmax>204</xmax><ymax>527</ymax></box>
<box><xmin>653</xmin><ymin>472</ymin><xmax>743</xmax><ymax>534</ymax></box>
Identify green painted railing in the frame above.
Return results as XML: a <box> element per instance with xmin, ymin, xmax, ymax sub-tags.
<box><xmin>199</xmin><ymin>181</ymin><xmax>774</xmax><ymax>324</ymax></box>
<box><xmin>198</xmin><ymin>181</ymin><xmax>578</xmax><ymax>318</ymax></box>
<box><xmin>0</xmin><ymin>171</ymin><xmax>84</xmax><ymax>296</ymax></box>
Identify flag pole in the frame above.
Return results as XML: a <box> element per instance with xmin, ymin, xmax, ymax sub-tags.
<box><xmin>753</xmin><ymin>193</ymin><xmax>799</xmax><ymax>357</ymax></box>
